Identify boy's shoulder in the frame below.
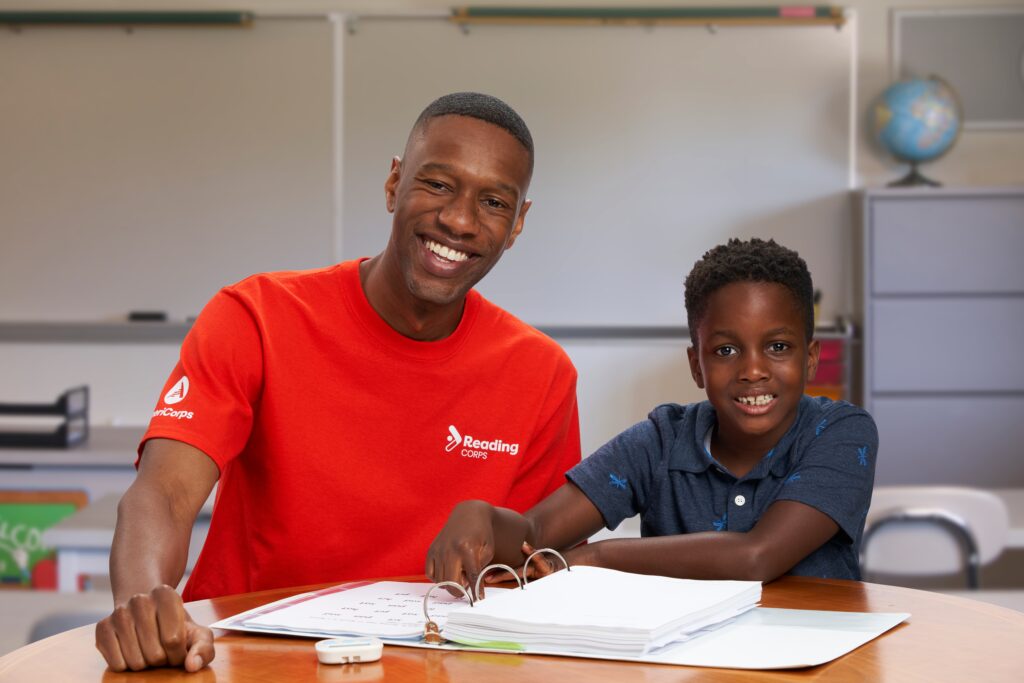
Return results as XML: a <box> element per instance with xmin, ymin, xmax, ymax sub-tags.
<box><xmin>793</xmin><ymin>395</ymin><xmax>878</xmax><ymax>442</ymax></box>
<box><xmin>646</xmin><ymin>400</ymin><xmax>711</xmax><ymax>426</ymax></box>
<box><xmin>642</xmin><ymin>401</ymin><xmax>716</xmax><ymax>458</ymax></box>
<box><xmin>798</xmin><ymin>395</ymin><xmax>874</xmax><ymax>423</ymax></box>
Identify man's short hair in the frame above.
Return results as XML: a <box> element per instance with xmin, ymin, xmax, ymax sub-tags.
<box><xmin>412</xmin><ymin>92</ymin><xmax>534</xmax><ymax>169</ymax></box>
<box><xmin>684</xmin><ymin>237</ymin><xmax>815</xmax><ymax>345</ymax></box>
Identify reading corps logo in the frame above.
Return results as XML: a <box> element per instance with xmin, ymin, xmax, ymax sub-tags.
<box><xmin>445</xmin><ymin>425</ymin><xmax>519</xmax><ymax>461</ymax></box>
<box><xmin>153</xmin><ymin>376</ymin><xmax>194</xmax><ymax>420</ymax></box>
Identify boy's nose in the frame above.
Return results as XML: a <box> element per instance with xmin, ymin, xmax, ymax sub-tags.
<box><xmin>739</xmin><ymin>352</ymin><xmax>770</xmax><ymax>381</ymax></box>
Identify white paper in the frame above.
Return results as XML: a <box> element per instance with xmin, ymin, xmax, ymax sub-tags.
<box><xmin>443</xmin><ymin>566</ymin><xmax>761</xmax><ymax>655</ymax></box>
<box><xmin>235</xmin><ymin>581</ymin><xmax>506</xmax><ymax>639</ymax></box>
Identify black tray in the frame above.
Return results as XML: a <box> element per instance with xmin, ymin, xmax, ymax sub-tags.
<box><xmin>0</xmin><ymin>385</ymin><xmax>89</xmax><ymax>448</ymax></box>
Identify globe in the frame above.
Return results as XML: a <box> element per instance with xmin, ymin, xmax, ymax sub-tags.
<box><xmin>869</xmin><ymin>77</ymin><xmax>961</xmax><ymax>187</ymax></box>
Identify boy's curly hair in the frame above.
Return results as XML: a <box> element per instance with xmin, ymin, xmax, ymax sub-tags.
<box><xmin>684</xmin><ymin>238</ymin><xmax>814</xmax><ymax>345</ymax></box>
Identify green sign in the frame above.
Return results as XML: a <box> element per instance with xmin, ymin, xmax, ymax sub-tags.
<box><xmin>0</xmin><ymin>493</ymin><xmax>86</xmax><ymax>585</ymax></box>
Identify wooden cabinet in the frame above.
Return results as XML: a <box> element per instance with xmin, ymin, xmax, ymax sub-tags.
<box><xmin>860</xmin><ymin>187</ymin><xmax>1024</xmax><ymax>486</ymax></box>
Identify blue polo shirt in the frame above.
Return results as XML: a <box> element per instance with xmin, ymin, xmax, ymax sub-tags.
<box><xmin>567</xmin><ymin>396</ymin><xmax>878</xmax><ymax>580</ymax></box>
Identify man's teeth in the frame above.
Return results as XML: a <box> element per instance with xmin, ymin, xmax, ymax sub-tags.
<box><xmin>425</xmin><ymin>239</ymin><xmax>469</xmax><ymax>262</ymax></box>
<box><xmin>737</xmin><ymin>395</ymin><xmax>775</xmax><ymax>406</ymax></box>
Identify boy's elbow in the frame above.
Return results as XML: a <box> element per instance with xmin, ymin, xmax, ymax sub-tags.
<box><xmin>741</xmin><ymin>542</ymin><xmax>788</xmax><ymax>583</ymax></box>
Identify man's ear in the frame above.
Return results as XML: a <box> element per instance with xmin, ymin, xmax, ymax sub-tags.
<box><xmin>687</xmin><ymin>345</ymin><xmax>705</xmax><ymax>389</ymax></box>
<box><xmin>384</xmin><ymin>156</ymin><xmax>401</xmax><ymax>213</ymax></box>
<box><xmin>504</xmin><ymin>198</ymin><xmax>531</xmax><ymax>251</ymax></box>
<box><xmin>806</xmin><ymin>338</ymin><xmax>821</xmax><ymax>382</ymax></box>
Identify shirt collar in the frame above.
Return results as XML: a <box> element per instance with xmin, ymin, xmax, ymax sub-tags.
<box><xmin>667</xmin><ymin>397</ymin><xmax>811</xmax><ymax>478</ymax></box>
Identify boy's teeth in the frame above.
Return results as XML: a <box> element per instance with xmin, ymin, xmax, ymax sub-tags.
<box><xmin>738</xmin><ymin>395</ymin><xmax>775</xmax><ymax>406</ymax></box>
<box><xmin>425</xmin><ymin>239</ymin><xmax>469</xmax><ymax>262</ymax></box>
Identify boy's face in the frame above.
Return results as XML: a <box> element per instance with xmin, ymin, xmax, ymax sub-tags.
<box><xmin>687</xmin><ymin>281</ymin><xmax>820</xmax><ymax>451</ymax></box>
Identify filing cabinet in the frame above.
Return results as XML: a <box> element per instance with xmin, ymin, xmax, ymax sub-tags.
<box><xmin>860</xmin><ymin>188</ymin><xmax>1024</xmax><ymax>486</ymax></box>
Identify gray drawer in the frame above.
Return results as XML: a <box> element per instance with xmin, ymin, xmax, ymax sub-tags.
<box><xmin>871</xmin><ymin>195</ymin><xmax>1024</xmax><ymax>294</ymax></box>
<box><xmin>872</xmin><ymin>396</ymin><xmax>1024</xmax><ymax>486</ymax></box>
<box><xmin>871</xmin><ymin>298</ymin><xmax>1024</xmax><ymax>392</ymax></box>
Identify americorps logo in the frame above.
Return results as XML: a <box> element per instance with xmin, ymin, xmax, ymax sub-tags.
<box><xmin>154</xmin><ymin>376</ymin><xmax>194</xmax><ymax>420</ymax></box>
<box><xmin>163</xmin><ymin>376</ymin><xmax>189</xmax><ymax>405</ymax></box>
<box><xmin>445</xmin><ymin>424</ymin><xmax>519</xmax><ymax>461</ymax></box>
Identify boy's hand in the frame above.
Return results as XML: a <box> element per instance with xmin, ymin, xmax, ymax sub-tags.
<box><xmin>516</xmin><ymin>541</ymin><xmax>598</xmax><ymax>582</ymax></box>
<box><xmin>95</xmin><ymin>584</ymin><xmax>214</xmax><ymax>673</ymax></box>
<box><xmin>425</xmin><ymin>500</ymin><xmax>497</xmax><ymax>597</ymax></box>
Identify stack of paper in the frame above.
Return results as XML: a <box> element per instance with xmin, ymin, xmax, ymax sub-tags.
<box><xmin>442</xmin><ymin>566</ymin><xmax>761</xmax><ymax>656</ymax></box>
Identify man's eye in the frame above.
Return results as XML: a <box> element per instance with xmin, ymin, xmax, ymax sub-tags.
<box><xmin>423</xmin><ymin>180</ymin><xmax>447</xmax><ymax>191</ymax></box>
<box><xmin>484</xmin><ymin>197</ymin><xmax>508</xmax><ymax>210</ymax></box>
<box><xmin>714</xmin><ymin>346</ymin><xmax>736</xmax><ymax>357</ymax></box>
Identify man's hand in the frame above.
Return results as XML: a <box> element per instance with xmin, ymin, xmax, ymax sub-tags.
<box><xmin>425</xmin><ymin>500</ymin><xmax>502</xmax><ymax>595</ymax></box>
<box><xmin>94</xmin><ymin>584</ymin><xmax>214</xmax><ymax>672</ymax></box>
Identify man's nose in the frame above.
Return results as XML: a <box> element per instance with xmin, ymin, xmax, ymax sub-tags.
<box><xmin>437</xmin><ymin>192</ymin><xmax>479</xmax><ymax>237</ymax></box>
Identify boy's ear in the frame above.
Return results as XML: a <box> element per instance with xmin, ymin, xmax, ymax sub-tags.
<box><xmin>686</xmin><ymin>346</ymin><xmax>705</xmax><ymax>389</ymax></box>
<box><xmin>806</xmin><ymin>338</ymin><xmax>821</xmax><ymax>382</ymax></box>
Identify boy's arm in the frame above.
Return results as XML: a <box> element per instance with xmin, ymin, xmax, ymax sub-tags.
<box><xmin>94</xmin><ymin>438</ymin><xmax>219</xmax><ymax>672</ymax></box>
<box><xmin>425</xmin><ymin>483</ymin><xmax>604</xmax><ymax>590</ymax></box>
<box><xmin>566</xmin><ymin>499</ymin><xmax>837</xmax><ymax>582</ymax></box>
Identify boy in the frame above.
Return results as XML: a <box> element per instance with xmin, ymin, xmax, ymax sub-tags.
<box><xmin>427</xmin><ymin>238</ymin><xmax>876</xmax><ymax>589</ymax></box>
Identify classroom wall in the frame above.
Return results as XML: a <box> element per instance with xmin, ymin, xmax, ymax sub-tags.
<box><xmin>3</xmin><ymin>0</ymin><xmax>1022</xmax><ymax>184</ymax></box>
<box><xmin>1</xmin><ymin>0</ymin><xmax>1022</xmax><ymax>461</ymax></box>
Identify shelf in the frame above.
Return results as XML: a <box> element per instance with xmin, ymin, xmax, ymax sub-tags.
<box><xmin>0</xmin><ymin>321</ymin><xmax>191</xmax><ymax>344</ymax></box>
<box><xmin>0</xmin><ymin>320</ymin><xmax>854</xmax><ymax>343</ymax></box>
<box><xmin>0</xmin><ymin>426</ymin><xmax>143</xmax><ymax>468</ymax></box>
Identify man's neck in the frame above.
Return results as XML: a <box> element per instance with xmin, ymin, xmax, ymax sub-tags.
<box><xmin>359</xmin><ymin>256</ymin><xmax>465</xmax><ymax>341</ymax></box>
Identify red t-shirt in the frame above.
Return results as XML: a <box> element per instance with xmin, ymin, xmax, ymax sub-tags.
<box><xmin>143</xmin><ymin>260</ymin><xmax>581</xmax><ymax>600</ymax></box>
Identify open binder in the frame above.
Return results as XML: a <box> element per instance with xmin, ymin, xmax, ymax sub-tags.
<box><xmin>212</xmin><ymin>552</ymin><xmax>910</xmax><ymax>670</ymax></box>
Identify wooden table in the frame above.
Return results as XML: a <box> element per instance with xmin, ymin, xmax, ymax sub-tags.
<box><xmin>2</xmin><ymin>576</ymin><xmax>1024</xmax><ymax>682</ymax></box>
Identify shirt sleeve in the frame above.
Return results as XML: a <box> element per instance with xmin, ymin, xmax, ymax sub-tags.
<box><xmin>140</xmin><ymin>288</ymin><xmax>264</xmax><ymax>471</ymax></box>
<box><xmin>503</xmin><ymin>358</ymin><xmax>582</xmax><ymax>513</ymax></box>
<box><xmin>566</xmin><ymin>413</ymin><xmax>666</xmax><ymax>531</ymax></box>
<box><xmin>773</xmin><ymin>404</ymin><xmax>878</xmax><ymax>545</ymax></box>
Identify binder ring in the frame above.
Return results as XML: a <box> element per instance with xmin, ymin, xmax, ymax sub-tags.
<box><xmin>522</xmin><ymin>547</ymin><xmax>570</xmax><ymax>585</ymax></box>
<box><xmin>422</xmin><ymin>581</ymin><xmax>473</xmax><ymax>645</ymax></box>
<box><xmin>473</xmin><ymin>563</ymin><xmax>523</xmax><ymax>601</ymax></box>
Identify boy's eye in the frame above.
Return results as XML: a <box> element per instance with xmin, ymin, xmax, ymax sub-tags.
<box><xmin>714</xmin><ymin>346</ymin><xmax>737</xmax><ymax>357</ymax></box>
<box><xmin>768</xmin><ymin>342</ymin><xmax>790</xmax><ymax>353</ymax></box>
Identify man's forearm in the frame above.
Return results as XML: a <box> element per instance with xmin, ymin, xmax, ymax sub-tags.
<box><xmin>110</xmin><ymin>483</ymin><xmax>194</xmax><ymax>605</ymax></box>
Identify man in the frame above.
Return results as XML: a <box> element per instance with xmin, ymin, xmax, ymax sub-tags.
<box><xmin>95</xmin><ymin>93</ymin><xmax>581</xmax><ymax>672</ymax></box>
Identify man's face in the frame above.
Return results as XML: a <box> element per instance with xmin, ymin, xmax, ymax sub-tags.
<box><xmin>383</xmin><ymin>115</ymin><xmax>532</xmax><ymax>307</ymax></box>
<box><xmin>687</xmin><ymin>281</ymin><xmax>820</xmax><ymax>450</ymax></box>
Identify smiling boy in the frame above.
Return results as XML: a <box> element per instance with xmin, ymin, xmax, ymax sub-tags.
<box><xmin>429</xmin><ymin>238</ymin><xmax>877</xmax><ymax>588</ymax></box>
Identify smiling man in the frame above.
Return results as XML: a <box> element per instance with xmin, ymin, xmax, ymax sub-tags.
<box><xmin>94</xmin><ymin>93</ymin><xmax>581</xmax><ymax>673</ymax></box>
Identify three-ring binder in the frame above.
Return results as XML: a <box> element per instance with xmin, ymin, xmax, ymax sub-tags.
<box><xmin>422</xmin><ymin>548</ymin><xmax>570</xmax><ymax>644</ymax></box>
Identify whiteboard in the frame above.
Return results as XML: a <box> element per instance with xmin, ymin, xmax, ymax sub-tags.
<box><xmin>0</xmin><ymin>19</ymin><xmax>335</xmax><ymax>321</ymax></box>
<box><xmin>342</xmin><ymin>19</ymin><xmax>854</xmax><ymax>326</ymax></box>
<box><xmin>0</xmin><ymin>16</ymin><xmax>854</xmax><ymax>326</ymax></box>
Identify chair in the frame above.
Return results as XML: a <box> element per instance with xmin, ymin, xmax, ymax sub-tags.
<box><xmin>860</xmin><ymin>486</ymin><xmax>1010</xmax><ymax>589</ymax></box>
